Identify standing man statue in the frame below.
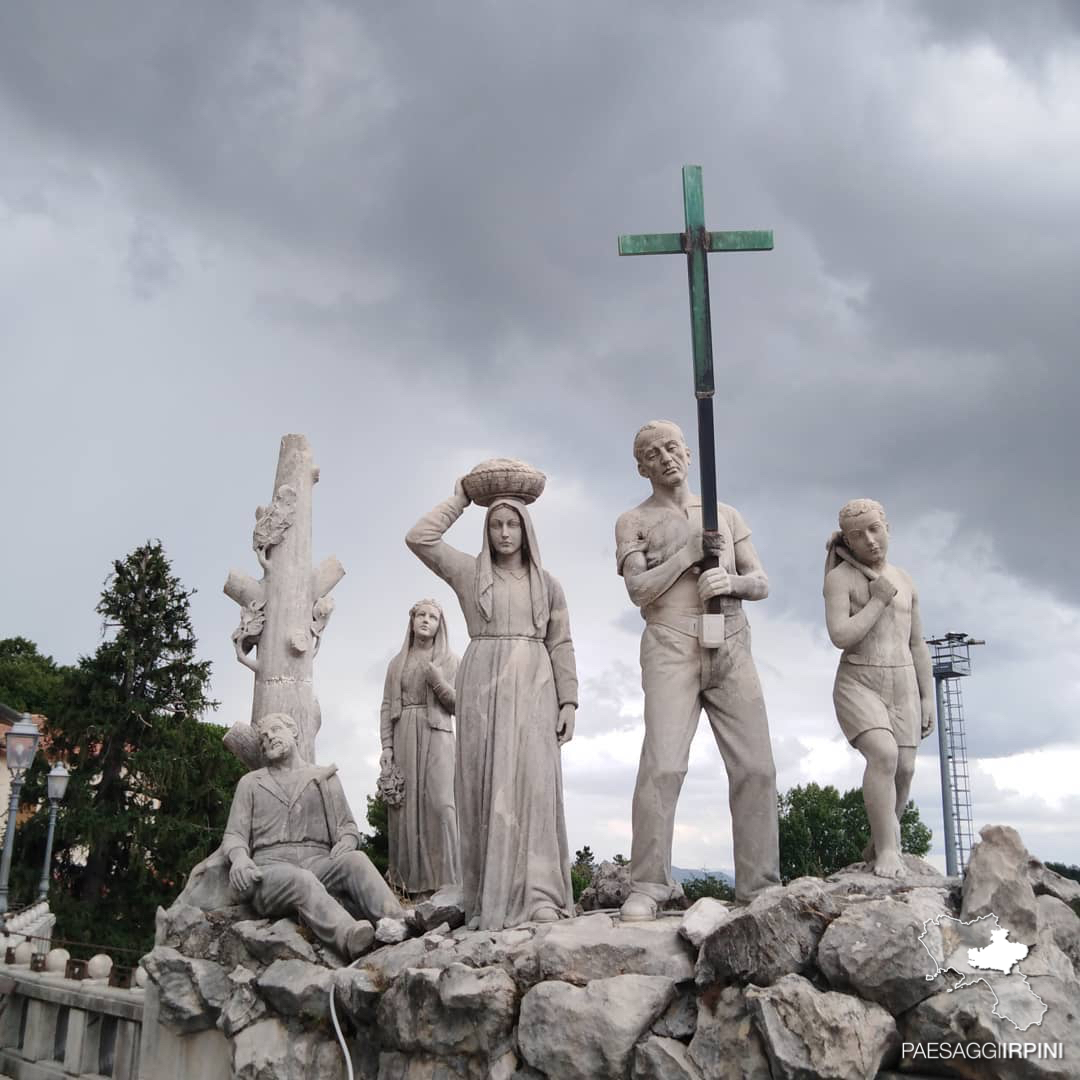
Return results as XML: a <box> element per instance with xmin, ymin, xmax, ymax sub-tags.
<box><xmin>616</xmin><ymin>420</ymin><xmax>780</xmax><ymax>917</ymax></box>
<box><xmin>222</xmin><ymin>712</ymin><xmax>404</xmax><ymax>958</ymax></box>
<box><xmin>824</xmin><ymin>499</ymin><xmax>935</xmax><ymax>877</ymax></box>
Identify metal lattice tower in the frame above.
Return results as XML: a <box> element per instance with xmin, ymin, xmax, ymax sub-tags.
<box><xmin>926</xmin><ymin>633</ymin><xmax>984</xmax><ymax>876</ymax></box>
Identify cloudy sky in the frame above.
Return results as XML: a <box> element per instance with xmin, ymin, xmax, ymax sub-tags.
<box><xmin>2</xmin><ymin>1</ymin><xmax>1078</xmax><ymax>875</ymax></box>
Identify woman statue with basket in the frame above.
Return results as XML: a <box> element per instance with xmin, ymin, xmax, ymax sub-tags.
<box><xmin>378</xmin><ymin>598</ymin><xmax>460</xmax><ymax>896</ymax></box>
<box><xmin>406</xmin><ymin>460</ymin><xmax>577</xmax><ymax>929</ymax></box>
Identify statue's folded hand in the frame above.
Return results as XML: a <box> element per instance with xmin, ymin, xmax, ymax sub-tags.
<box><xmin>698</xmin><ymin>567</ymin><xmax>733</xmax><ymax>600</ymax></box>
<box><xmin>331</xmin><ymin>836</ymin><xmax>359</xmax><ymax>858</ymax></box>
<box><xmin>229</xmin><ymin>854</ymin><xmax>262</xmax><ymax>894</ymax></box>
<box><xmin>869</xmin><ymin>576</ymin><xmax>898</xmax><ymax>605</ymax></box>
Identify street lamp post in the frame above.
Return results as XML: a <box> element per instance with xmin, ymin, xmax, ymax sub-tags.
<box><xmin>0</xmin><ymin>715</ymin><xmax>41</xmax><ymax>916</ymax></box>
<box><xmin>37</xmin><ymin>764</ymin><xmax>70</xmax><ymax>902</ymax></box>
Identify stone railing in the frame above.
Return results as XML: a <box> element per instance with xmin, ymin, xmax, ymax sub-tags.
<box><xmin>0</xmin><ymin>947</ymin><xmax>144</xmax><ymax>1080</ymax></box>
<box><xmin>2</xmin><ymin>903</ymin><xmax>56</xmax><ymax>957</ymax></box>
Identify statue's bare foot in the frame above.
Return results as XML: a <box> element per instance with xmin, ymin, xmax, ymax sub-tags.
<box><xmin>873</xmin><ymin>850</ymin><xmax>905</xmax><ymax>878</ymax></box>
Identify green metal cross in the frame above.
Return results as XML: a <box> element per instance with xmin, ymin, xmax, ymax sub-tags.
<box><xmin>619</xmin><ymin>164</ymin><xmax>772</xmax><ymax>513</ymax></box>
<box><xmin>619</xmin><ymin>165</ymin><xmax>772</xmax><ymax>642</ymax></box>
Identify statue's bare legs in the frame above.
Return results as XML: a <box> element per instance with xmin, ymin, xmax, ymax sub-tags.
<box><xmin>860</xmin><ymin>744</ymin><xmax>916</xmax><ymax>864</ymax></box>
<box><xmin>854</xmin><ymin>729</ymin><xmax>912</xmax><ymax>877</ymax></box>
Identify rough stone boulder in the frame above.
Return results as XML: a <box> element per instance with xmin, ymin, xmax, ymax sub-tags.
<box><xmin>651</xmin><ymin>985</ymin><xmax>697</xmax><ymax>1040</ymax></box>
<box><xmin>687</xmin><ymin>985</ymin><xmax>771</xmax><ymax>1080</ymax></box>
<box><xmin>746</xmin><ymin>973</ymin><xmax>900</xmax><ymax>1080</ymax></box>
<box><xmin>517</xmin><ymin>973</ymin><xmax>676</xmax><ymax>1080</ymax></box>
<box><xmin>962</xmin><ymin>824</ymin><xmax>1040</xmax><ymax>945</ymax></box>
<box><xmin>817</xmin><ymin>888</ymin><xmax>949</xmax><ymax>1013</ymax></box>
<box><xmin>534</xmin><ymin>914</ymin><xmax>695</xmax><ymax>985</ymax></box>
<box><xmin>902</xmin><ymin>951</ymin><xmax>1080</xmax><ymax>1080</ymax></box>
<box><xmin>824</xmin><ymin>855</ymin><xmax>954</xmax><ymax>898</ymax></box>
<box><xmin>579</xmin><ymin>860</ymin><xmax>633</xmax><ymax>911</ymax></box>
<box><xmin>142</xmin><ymin>945</ymin><xmax>231</xmax><ymax>1034</ymax></box>
<box><xmin>696</xmin><ymin>878</ymin><xmax>840</xmax><ymax>987</ymax></box>
<box><xmin>413</xmin><ymin>885</ymin><xmax>467</xmax><ymax>932</ymax></box>
<box><xmin>1036</xmin><ymin>893</ymin><xmax>1080</xmax><ymax>972</ymax></box>
<box><xmin>231</xmin><ymin>1017</ymin><xmax>347</xmax><ymax>1080</ymax></box>
<box><xmin>376</xmin><ymin>963</ymin><xmax>518</xmax><ymax>1060</ymax></box>
<box><xmin>679</xmin><ymin>897</ymin><xmax>731</xmax><ymax>949</ymax></box>
<box><xmin>631</xmin><ymin>1035</ymin><xmax>702</xmax><ymax>1079</ymax></box>
<box><xmin>331</xmin><ymin>965</ymin><xmax>382</xmax><ymax>1026</ymax></box>
<box><xmin>1027</xmin><ymin>856</ymin><xmax>1080</xmax><ymax>907</ymax></box>
<box><xmin>225</xmin><ymin>918</ymin><xmax>319</xmax><ymax>967</ymax></box>
<box><xmin>218</xmin><ymin>965</ymin><xmax>267</xmax><ymax>1038</ymax></box>
<box><xmin>256</xmin><ymin>958</ymin><xmax>334</xmax><ymax>1020</ymax></box>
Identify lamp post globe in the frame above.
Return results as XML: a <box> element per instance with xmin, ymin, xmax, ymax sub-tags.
<box><xmin>0</xmin><ymin>715</ymin><xmax>41</xmax><ymax>916</ymax></box>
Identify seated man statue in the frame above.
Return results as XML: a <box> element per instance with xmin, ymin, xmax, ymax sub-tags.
<box><xmin>824</xmin><ymin>498</ymin><xmax>935</xmax><ymax>877</ymax></box>
<box><xmin>222</xmin><ymin>712</ymin><xmax>403</xmax><ymax>958</ymax></box>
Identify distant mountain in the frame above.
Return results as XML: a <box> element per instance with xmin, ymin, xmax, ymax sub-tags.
<box><xmin>672</xmin><ymin>866</ymin><xmax>734</xmax><ymax>885</ymax></box>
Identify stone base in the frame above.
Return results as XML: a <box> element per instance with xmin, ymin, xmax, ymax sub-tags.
<box><xmin>139</xmin><ymin>829</ymin><xmax>1080</xmax><ymax>1080</ymax></box>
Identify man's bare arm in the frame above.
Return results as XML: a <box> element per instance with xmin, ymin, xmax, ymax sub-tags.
<box><xmin>621</xmin><ymin>547</ymin><xmax>697</xmax><ymax>608</ymax></box>
<box><xmin>730</xmin><ymin>536</ymin><xmax>769</xmax><ymax>601</ymax></box>
<box><xmin>908</xmin><ymin>587</ymin><xmax>935</xmax><ymax>734</ymax></box>
<box><xmin>824</xmin><ymin>567</ymin><xmax>892</xmax><ymax>650</ymax></box>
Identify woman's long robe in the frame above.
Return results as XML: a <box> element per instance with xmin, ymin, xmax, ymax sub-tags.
<box><xmin>406</xmin><ymin>494</ymin><xmax>577</xmax><ymax>929</ymax></box>
<box><xmin>380</xmin><ymin>627</ymin><xmax>460</xmax><ymax>894</ymax></box>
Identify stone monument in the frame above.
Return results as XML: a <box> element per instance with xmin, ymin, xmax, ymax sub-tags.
<box><xmin>615</xmin><ymin>420</ymin><xmax>780</xmax><ymax>917</ymax></box>
<box><xmin>379</xmin><ymin>598</ymin><xmax>461</xmax><ymax>895</ymax></box>
<box><xmin>170</xmin><ymin>434</ymin><xmax>398</xmax><ymax>940</ymax></box>
<box><xmin>405</xmin><ymin>459</ymin><xmax>577</xmax><ymax>929</ymax></box>
<box><xmin>224</xmin><ymin>433</ymin><xmax>344</xmax><ymax>765</ymax></box>
<box><xmin>823</xmin><ymin>497</ymin><xmax>935</xmax><ymax>877</ymax></box>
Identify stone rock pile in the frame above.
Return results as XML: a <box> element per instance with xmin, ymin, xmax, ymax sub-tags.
<box><xmin>142</xmin><ymin>826</ymin><xmax>1080</xmax><ymax>1080</ymax></box>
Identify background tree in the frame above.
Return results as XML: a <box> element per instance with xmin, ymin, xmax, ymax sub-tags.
<box><xmin>682</xmin><ymin>873</ymin><xmax>735</xmax><ymax>903</ymax></box>
<box><xmin>777</xmin><ymin>783</ymin><xmax>931</xmax><ymax>882</ymax></box>
<box><xmin>571</xmin><ymin>845</ymin><xmax>597</xmax><ymax>901</ymax></box>
<box><xmin>0</xmin><ymin>638</ymin><xmax>71</xmax><ymax>717</ymax></box>
<box><xmin>10</xmin><ymin>542</ymin><xmax>245</xmax><ymax>958</ymax></box>
<box><xmin>359</xmin><ymin>794</ymin><xmax>389</xmax><ymax>876</ymax></box>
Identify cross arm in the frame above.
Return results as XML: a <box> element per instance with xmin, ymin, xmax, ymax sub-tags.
<box><xmin>706</xmin><ymin>230</ymin><xmax>773</xmax><ymax>252</ymax></box>
<box><xmin>618</xmin><ymin>232</ymin><xmax>683</xmax><ymax>256</ymax></box>
<box><xmin>618</xmin><ymin>230</ymin><xmax>773</xmax><ymax>256</ymax></box>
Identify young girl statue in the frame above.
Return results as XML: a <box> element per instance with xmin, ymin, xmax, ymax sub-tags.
<box><xmin>379</xmin><ymin>598</ymin><xmax>460</xmax><ymax>895</ymax></box>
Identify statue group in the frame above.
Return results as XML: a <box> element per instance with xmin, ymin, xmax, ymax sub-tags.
<box><xmin>212</xmin><ymin>425</ymin><xmax>936</xmax><ymax>956</ymax></box>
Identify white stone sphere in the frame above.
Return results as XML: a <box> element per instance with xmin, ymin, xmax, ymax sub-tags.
<box><xmin>86</xmin><ymin>954</ymin><xmax>113</xmax><ymax>980</ymax></box>
<box><xmin>134</xmin><ymin>965</ymin><xmax>148</xmax><ymax>988</ymax></box>
<box><xmin>45</xmin><ymin>948</ymin><xmax>70</xmax><ymax>974</ymax></box>
<box><xmin>13</xmin><ymin>942</ymin><xmax>34</xmax><ymax>965</ymax></box>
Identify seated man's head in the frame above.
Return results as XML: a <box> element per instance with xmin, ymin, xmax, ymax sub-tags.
<box><xmin>633</xmin><ymin>420</ymin><xmax>691</xmax><ymax>488</ymax></box>
<box><xmin>839</xmin><ymin>498</ymin><xmax>889</xmax><ymax>568</ymax></box>
<box><xmin>254</xmin><ymin>712</ymin><xmax>299</xmax><ymax>764</ymax></box>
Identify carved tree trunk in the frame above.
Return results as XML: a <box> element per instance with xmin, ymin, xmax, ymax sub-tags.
<box><xmin>223</xmin><ymin>434</ymin><xmax>344</xmax><ymax>765</ymax></box>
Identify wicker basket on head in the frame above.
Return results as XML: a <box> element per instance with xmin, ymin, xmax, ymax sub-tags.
<box><xmin>463</xmin><ymin>458</ymin><xmax>546</xmax><ymax>507</ymax></box>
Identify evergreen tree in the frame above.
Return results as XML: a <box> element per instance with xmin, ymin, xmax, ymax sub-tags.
<box><xmin>571</xmin><ymin>845</ymin><xmax>597</xmax><ymax>901</ymax></box>
<box><xmin>359</xmin><ymin>795</ymin><xmax>390</xmax><ymax>876</ymax></box>
<box><xmin>11</xmin><ymin>542</ymin><xmax>245</xmax><ymax>958</ymax></box>
<box><xmin>777</xmin><ymin>782</ymin><xmax>931</xmax><ymax>882</ymax></box>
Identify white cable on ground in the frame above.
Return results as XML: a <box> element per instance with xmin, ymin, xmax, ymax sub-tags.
<box><xmin>331</xmin><ymin>955</ymin><xmax>363</xmax><ymax>1080</ymax></box>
